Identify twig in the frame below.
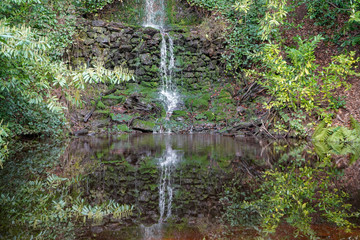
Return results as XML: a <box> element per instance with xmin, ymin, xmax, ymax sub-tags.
<box><xmin>260</xmin><ymin>119</ymin><xmax>276</xmax><ymax>139</ymax></box>
<box><xmin>327</xmin><ymin>1</ymin><xmax>351</xmax><ymax>11</ymax></box>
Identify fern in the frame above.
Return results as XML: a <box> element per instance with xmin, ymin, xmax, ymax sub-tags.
<box><xmin>313</xmin><ymin>120</ymin><xmax>327</xmax><ymax>138</ymax></box>
<box><xmin>350</xmin><ymin>116</ymin><xmax>360</xmax><ymax>133</ymax></box>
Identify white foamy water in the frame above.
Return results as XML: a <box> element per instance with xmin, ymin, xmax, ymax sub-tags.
<box><xmin>141</xmin><ymin>144</ymin><xmax>180</xmax><ymax>239</ymax></box>
<box><xmin>144</xmin><ymin>0</ymin><xmax>180</xmax><ymax>118</ymax></box>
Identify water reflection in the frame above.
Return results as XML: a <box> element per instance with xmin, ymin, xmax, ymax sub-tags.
<box><xmin>142</xmin><ymin>143</ymin><xmax>182</xmax><ymax>239</ymax></box>
<box><xmin>2</xmin><ymin>134</ymin><xmax>360</xmax><ymax>240</ymax></box>
<box><xmin>158</xmin><ymin>144</ymin><xmax>180</xmax><ymax>222</ymax></box>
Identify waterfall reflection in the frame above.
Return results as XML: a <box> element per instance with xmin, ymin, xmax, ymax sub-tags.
<box><xmin>142</xmin><ymin>144</ymin><xmax>182</xmax><ymax>240</ymax></box>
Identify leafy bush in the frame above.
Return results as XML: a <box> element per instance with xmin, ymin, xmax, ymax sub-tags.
<box><xmin>73</xmin><ymin>0</ymin><xmax>117</xmax><ymax>14</ymax></box>
<box><xmin>254</xmin><ymin>35</ymin><xmax>358</xmax><ymax>120</ymax></box>
<box><xmin>0</xmin><ymin>123</ymin><xmax>8</xmax><ymax>168</ymax></box>
<box><xmin>0</xmin><ymin>0</ymin><xmax>77</xmax><ymax>59</ymax></box>
<box><xmin>0</xmin><ymin>21</ymin><xmax>133</xmax><ymax>137</ymax></box>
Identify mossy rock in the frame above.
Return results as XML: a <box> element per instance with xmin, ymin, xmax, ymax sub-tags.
<box><xmin>150</xmin><ymin>64</ymin><xmax>159</xmax><ymax>72</ymax></box>
<box><xmin>217</xmin><ymin>89</ymin><xmax>233</xmax><ymax>104</ymax></box>
<box><xmin>172</xmin><ymin>110</ymin><xmax>188</xmax><ymax>118</ymax></box>
<box><xmin>91</xmin><ymin>119</ymin><xmax>109</xmax><ymax>129</ymax></box>
<box><xmin>93</xmin><ymin>110</ymin><xmax>110</xmax><ymax>118</ymax></box>
<box><xmin>132</xmin><ymin>119</ymin><xmax>155</xmax><ymax>132</ymax></box>
<box><xmin>111</xmin><ymin>113</ymin><xmax>133</xmax><ymax>123</ymax></box>
<box><xmin>103</xmin><ymin>94</ymin><xmax>126</xmax><ymax>101</ymax></box>
<box><xmin>102</xmin><ymin>95</ymin><xmax>125</xmax><ymax>106</ymax></box>
<box><xmin>114</xmin><ymin>124</ymin><xmax>131</xmax><ymax>132</ymax></box>
<box><xmin>185</xmin><ymin>96</ymin><xmax>209</xmax><ymax>111</ymax></box>
<box><xmin>140</xmin><ymin>81</ymin><xmax>159</xmax><ymax>88</ymax></box>
<box><xmin>96</xmin><ymin>101</ymin><xmax>106</xmax><ymax>109</ymax></box>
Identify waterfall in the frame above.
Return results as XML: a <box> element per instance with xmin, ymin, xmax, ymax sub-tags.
<box><xmin>144</xmin><ymin>0</ymin><xmax>180</xmax><ymax>119</ymax></box>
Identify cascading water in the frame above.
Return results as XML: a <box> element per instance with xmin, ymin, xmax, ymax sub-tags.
<box><xmin>141</xmin><ymin>0</ymin><xmax>182</xmax><ymax>237</ymax></box>
<box><xmin>141</xmin><ymin>144</ymin><xmax>180</xmax><ymax>239</ymax></box>
<box><xmin>144</xmin><ymin>0</ymin><xmax>180</xmax><ymax>119</ymax></box>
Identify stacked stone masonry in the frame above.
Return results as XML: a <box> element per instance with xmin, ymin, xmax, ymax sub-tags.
<box><xmin>71</xmin><ymin>19</ymin><xmax>226</xmax><ymax>88</ymax></box>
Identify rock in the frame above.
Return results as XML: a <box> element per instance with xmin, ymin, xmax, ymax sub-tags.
<box><xmin>87</xmin><ymin>31</ymin><xmax>97</xmax><ymax>39</ymax></box>
<box><xmin>91</xmin><ymin>119</ymin><xmax>109</xmax><ymax>129</ymax></box>
<box><xmin>96</xmin><ymin>35</ymin><xmax>110</xmax><ymax>44</ymax></box>
<box><xmin>72</xmin><ymin>129</ymin><xmax>88</xmax><ymax>136</ymax></box>
<box><xmin>84</xmin><ymin>38</ymin><xmax>95</xmax><ymax>45</ymax></box>
<box><xmin>91</xmin><ymin>226</ymin><xmax>104</xmax><ymax>234</ymax></box>
<box><xmin>110</xmin><ymin>32</ymin><xmax>123</xmax><ymax>42</ymax></box>
<box><xmin>107</xmin><ymin>22</ymin><xmax>124</xmax><ymax>30</ymax></box>
<box><xmin>132</xmin><ymin>119</ymin><xmax>155</xmax><ymax>132</ymax></box>
<box><xmin>92</xmin><ymin>20</ymin><xmax>106</xmax><ymax>27</ymax></box>
<box><xmin>93</xmin><ymin>27</ymin><xmax>106</xmax><ymax>34</ymax></box>
<box><xmin>119</xmin><ymin>45</ymin><xmax>132</xmax><ymax>53</ymax></box>
<box><xmin>130</xmin><ymin>37</ymin><xmax>140</xmax><ymax>44</ymax></box>
<box><xmin>235</xmin><ymin>134</ymin><xmax>246</xmax><ymax>138</ymax></box>
<box><xmin>139</xmin><ymin>191</ymin><xmax>150</xmax><ymax>202</ymax></box>
<box><xmin>143</xmin><ymin>27</ymin><xmax>158</xmax><ymax>36</ymax></box>
<box><xmin>236</xmin><ymin>106</ymin><xmax>246</xmax><ymax>114</ymax></box>
<box><xmin>140</xmin><ymin>53</ymin><xmax>152</xmax><ymax>65</ymax></box>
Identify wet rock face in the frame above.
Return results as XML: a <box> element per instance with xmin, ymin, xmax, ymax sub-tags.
<box><xmin>70</xmin><ymin>19</ymin><xmax>226</xmax><ymax>88</ymax></box>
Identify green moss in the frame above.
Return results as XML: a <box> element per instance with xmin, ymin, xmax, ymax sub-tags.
<box><xmin>132</xmin><ymin>119</ymin><xmax>155</xmax><ymax>131</ymax></box>
<box><xmin>185</xmin><ymin>97</ymin><xmax>207</xmax><ymax>110</ymax></box>
<box><xmin>218</xmin><ymin>89</ymin><xmax>233</xmax><ymax>104</ymax></box>
<box><xmin>195</xmin><ymin>113</ymin><xmax>206</xmax><ymax>120</ymax></box>
<box><xmin>100</xmin><ymin>0</ymin><xmax>145</xmax><ymax>25</ymax></box>
<box><xmin>140</xmin><ymin>81</ymin><xmax>158</xmax><ymax>88</ymax></box>
<box><xmin>111</xmin><ymin>113</ymin><xmax>133</xmax><ymax>123</ymax></box>
<box><xmin>103</xmin><ymin>94</ymin><xmax>125</xmax><ymax>100</ymax></box>
<box><xmin>94</xmin><ymin>110</ymin><xmax>110</xmax><ymax>118</ymax></box>
<box><xmin>114</xmin><ymin>124</ymin><xmax>131</xmax><ymax>132</ymax></box>
<box><xmin>172</xmin><ymin>110</ymin><xmax>188</xmax><ymax>118</ymax></box>
<box><xmin>204</xmin><ymin>111</ymin><xmax>215</xmax><ymax>121</ymax></box>
<box><xmin>97</xmin><ymin>101</ymin><xmax>106</xmax><ymax>109</ymax></box>
<box><xmin>150</xmin><ymin>65</ymin><xmax>159</xmax><ymax>73</ymax></box>
<box><xmin>215</xmin><ymin>111</ymin><xmax>227</xmax><ymax>121</ymax></box>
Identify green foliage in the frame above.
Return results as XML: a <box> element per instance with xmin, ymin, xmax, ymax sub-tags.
<box><xmin>188</xmin><ymin>0</ymin><xmax>265</xmax><ymax>69</ymax></box>
<box><xmin>312</xmin><ymin>118</ymin><xmax>360</xmax><ymax>160</ymax></box>
<box><xmin>259</xmin><ymin>0</ymin><xmax>288</xmax><ymax>41</ymax></box>
<box><xmin>0</xmin><ymin>22</ymin><xmax>61</xmax><ymax>111</ymax></box>
<box><xmin>0</xmin><ymin>173</ymin><xmax>133</xmax><ymax>239</ymax></box>
<box><xmin>245</xmin><ymin>156</ymin><xmax>356</xmax><ymax>237</ymax></box>
<box><xmin>222</xmin><ymin>142</ymin><xmax>359</xmax><ymax>238</ymax></box>
<box><xmin>0</xmin><ymin>123</ymin><xmax>8</xmax><ymax>168</ymax></box>
<box><xmin>73</xmin><ymin>0</ymin><xmax>117</xmax><ymax>14</ymax></box>
<box><xmin>0</xmin><ymin>0</ymin><xmax>77</xmax><ymax>59</ymax></box>
<box><xmin>0</xmin><ymin>21</ymin><xmax>133</xmax><ymax>137</ymax></box>
<box><xmin>303</xmin><ymin>0</ymin><xmax>360</xmax><ymax>47</ymax></box>
<box><xmin>305</xmin><ymin>0</ymin><xmax>351</xmax><ymax>27</ymax></box>
<box><xmin>256</xmin><ymin>36</ymin><xmax>358</xmax><ymax>119</ymax></box>
<box><xmin>273</xmin><ymin>110</ymin><xmax>311</xmax><ymax>137</ymax></box>
<box><xmin>312</xmin><ymin>118</ymin><xmax>360</xmax><ymax>143</ymax></box>
<box><xmin>113</xmin><ymin>124</ymin><xmax>131</xmax><ymax>132</ymax></box>
<box><xmin>71</xmin><ymin>61</ymin><xmax>135</xmax><ymax>86</ymax></box>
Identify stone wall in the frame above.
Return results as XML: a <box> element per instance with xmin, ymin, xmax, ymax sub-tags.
<box><xmin>71</xmin><ymin>19</ymin><xmax>226</xmax><ymax>90</ymax></box>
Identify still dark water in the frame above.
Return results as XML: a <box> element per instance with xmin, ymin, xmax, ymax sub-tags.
<box><xmin>1</xmin><ymin>134</ymin><xmax>360</xmax><ymax>239</ymax></box>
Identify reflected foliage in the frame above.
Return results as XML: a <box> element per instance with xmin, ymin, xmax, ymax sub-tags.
<box><xmin>222</xmin><ymin>143</ymin><xmax>359</xmax><ymax>239</ymax></box>
<box><xmin>312</xmin><ymin>118</ymin><xmax>360</xmax><ymax>162</ymax></box>
<box><xmin>0</xmin><ymin>139</ymin><xmax>133</xmax><ymax>240</ymax></box>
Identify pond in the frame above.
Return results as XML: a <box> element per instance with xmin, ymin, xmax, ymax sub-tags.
<box><xmin>1</xmin><ymin>134</ymin><xmax>360</xmax><ymax>239</ymax></box>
